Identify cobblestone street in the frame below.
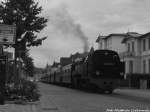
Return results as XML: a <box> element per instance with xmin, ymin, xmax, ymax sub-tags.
<box><xmin>0</xmin><ymin>82</ymin><xmax>150</xmax><ymax>112</ymax></box>
<box><xmin>38</xmin><ymin>83</ymin><xmax>150</xmax><ymax>112</ymax></box>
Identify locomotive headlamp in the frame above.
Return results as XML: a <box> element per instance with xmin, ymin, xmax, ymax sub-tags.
<box><xmin>96</xmin><ymin>71</ymin><xmax>100</xmax><ymax>76</ymax></box>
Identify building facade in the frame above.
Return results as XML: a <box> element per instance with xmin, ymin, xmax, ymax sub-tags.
<box><xmin>96</xmin><ymin>34</ymin><xmax>126</xmax><ymax>53</ymax></box>
<box><xmin>122</xmin><ymin>32</ymin><xmax>150</xmax><ymax>89</ymax></box>
<box><xmin>96</xmin><ymin>35</ymin><xmax>106</xmax><ymax>49</ymax></box>
<box><xmin>121</xmin><ymin>32</ymin><xmax>142</xmax><ymax>74</ymax></box>
<box><xmin>96</xmin><ymin>33</ymin><xmax>127</xmax><ymax>61</ymax></box>
<box><xmin>140</xmin><ymin>33</ymin><xmax>150</xmax><ymax>74</ymax></box>
<box><xmin>96</xmin><ymin>32</ymin><xmax>150</xmax><ymax>89</ymax></box>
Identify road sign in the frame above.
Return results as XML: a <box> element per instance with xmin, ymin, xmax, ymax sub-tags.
<box><xmin>0</xmin><ymin>24</ymin><xmax>16</xmax><ymax>44</ymax></box>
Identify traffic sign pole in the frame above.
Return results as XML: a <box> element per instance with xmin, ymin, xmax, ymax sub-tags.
<box><xmin>0</xmin><ymin>24</ymin><xmax>15</xmax><ymax>105</ymax></box>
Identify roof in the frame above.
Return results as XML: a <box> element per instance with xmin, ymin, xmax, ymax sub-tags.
<box><xmin>52</xmin><ymin>61</ymin><xmax>60</xmax><ymax>67</ymax></box>
<box><xmin>96</xmin><ymin>33</ymin><xmax>127</xmax><ymax>42</ymax></box>
<box><xmin>139</xmin><ymin>32</ymin><xmax>150</xmax><ymax>39</ymax></box>
<box><xmin>121</xmin><ymin>32</ymin><xmax>142</xmax><ymax>43</ymax></box>
<box><xmin>127</xmin><ymin>32</ymin><xmax>142</xmax><ymax>37</ymax></box>
<box><xmin>60</xmin><ymin>57</ymin><xmax>72</xmax><ymax>66</ymax></box>
<box><xmin>105</xmin><ymin>33</ymin><xmax>126</xmax><ymax>39</ymax></box>
<box><xmin>96</xmin><ymin>35</ymin><xmax>106</xmax><ymax>42</ymax></box>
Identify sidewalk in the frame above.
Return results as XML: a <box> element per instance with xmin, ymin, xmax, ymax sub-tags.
<box><xmin>0</xmin><ymin>101</ymin><xmax>41</xmax><ymax>112</ymax></box>
<box><xmin>0</xmin><ymin>86</ymin><xmax>59</xmax><ymax>112</ymax></box>
<box><xmin>0</xmin><ymin>97</ymin><xmax>59</xmax><ymax>112</ymax></box>
<box><xmin>1</xmin><ymin>85</ymin><xmax>150</xmax><ymax>112</ymax></box>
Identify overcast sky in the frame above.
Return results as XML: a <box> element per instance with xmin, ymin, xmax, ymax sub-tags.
<box><xmin>32</xmin><ymin>0</ymin><xmax>150</xmax><ymax>68</ymax></box>
<box><xmin>2</xmin><ymin>0</ymin><xmax>150</xmax><ymax>68</ymax></box>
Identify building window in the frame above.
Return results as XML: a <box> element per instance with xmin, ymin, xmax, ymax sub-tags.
<box><xmin>99</xmin><ymin>42</ymin><xmax>102</xmax><ymax>49</ymax></box>
<box><xmin>149</xmin><ymin>38</ymin><xmax>150</xmax><ymax>50</ymax></box>
<box><xmin>143</xmin><ymin>60</ymin><xmax>146</xmax><ymax>73</ymax></box>
<box><xmin>132</xmin><ymin>41</ymin><xmax>134</xmax><ymax>52</ymax></box>
<box><xmin>127</xmin><ymin>43</ymin><xmax>130</xmax><ymax>52</ymax></box>
<box><xmin>143</xmin><ymin>39</ymin><xmax>146</xmax><ymax>51</ymax></box>
<box><xmin>129</xmin><ymin>60</ymin><xmax>133</xmax><ymax>73</ymax></box>
<box><xmin>100</xmin><ymin>42</ymin><xmax>102</xmax><ymax>49</ymax></box>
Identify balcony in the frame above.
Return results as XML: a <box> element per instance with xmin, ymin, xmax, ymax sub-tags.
<box><xmin>122</xmin><ymin>51</ymin><xmax>136</xmax><ymax>57</ymax></box>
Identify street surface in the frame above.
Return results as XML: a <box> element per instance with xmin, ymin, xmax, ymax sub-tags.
<box><xmin>39</xmin><ymin>82</ymin><xmax>150</xmax><ymax>112</ymax></box>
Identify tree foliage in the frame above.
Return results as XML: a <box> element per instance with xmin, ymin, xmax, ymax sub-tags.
<box><xmin>0</xmin><ymin>0</ymin><xmax>48</xmax><ymax>76</ymax></box>
<box><xmin>0</xmin><ymin>0</ymin><xmax>47</xmax><ymax>49</ymax></box>
<box><xmin>23</xmin><ymin>55</ymin><xmax>34</xmax><ymax>77</ymax></box>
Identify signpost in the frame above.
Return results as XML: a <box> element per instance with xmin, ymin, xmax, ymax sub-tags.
<box><xmin>0</xmin><ymin>24</ymin><xmax>16</xmax><ymax>104</ymax></box>
<box><xmin>0</xmin><ymin>24</ymin><xmax>16</xmax><ymax>44</ymax></box>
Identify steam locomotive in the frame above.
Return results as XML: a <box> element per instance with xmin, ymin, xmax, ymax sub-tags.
<box><xmin>41</xmin><ymin>50</ymin><xmax>124</xmax><ymax>93</ymax></box>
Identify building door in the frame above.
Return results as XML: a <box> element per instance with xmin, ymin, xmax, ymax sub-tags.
<box><xmin>129</xmin><ymin>60</ymin><xmax>133</xmax><ymax>73</ymax></box>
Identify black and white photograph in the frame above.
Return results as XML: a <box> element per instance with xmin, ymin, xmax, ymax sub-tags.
<box><xmin>0</xmin><ymin>0</ymin><xmax>150</xmax><ymax>112</ymax></box>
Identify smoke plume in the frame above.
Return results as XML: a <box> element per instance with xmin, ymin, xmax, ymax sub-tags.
<box><xmin>48</xmin><ymin>5</ymin><xmax>89</xmax><ymax>52</ymax></box>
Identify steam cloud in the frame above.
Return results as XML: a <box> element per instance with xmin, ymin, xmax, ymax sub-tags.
<box><xmin>48</xmin><ymin>5</ymin><xmax>89</xmax><ymax>52</ymax></box>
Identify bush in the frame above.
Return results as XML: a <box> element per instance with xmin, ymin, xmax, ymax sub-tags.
<box><xmin>6</xmin><ymin>79</ymin><xmax>40</xmax><ymax>102</ymax></box>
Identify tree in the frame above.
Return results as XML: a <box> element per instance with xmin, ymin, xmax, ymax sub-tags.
<box><xmin>23</xmin><ymin>54</ymin><xmax>34</xmax><ymax>77</ymax></box>
<box><xmin>0</xmin><ymin>0</ymin><xmax>48</xmax><ymax>77</ymax></box>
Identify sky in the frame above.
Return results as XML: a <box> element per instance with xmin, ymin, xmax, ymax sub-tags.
<box><xmin>2</xmin><ymin>0</ymin><xmax>150</xmax><ymax>68</ymax></box>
